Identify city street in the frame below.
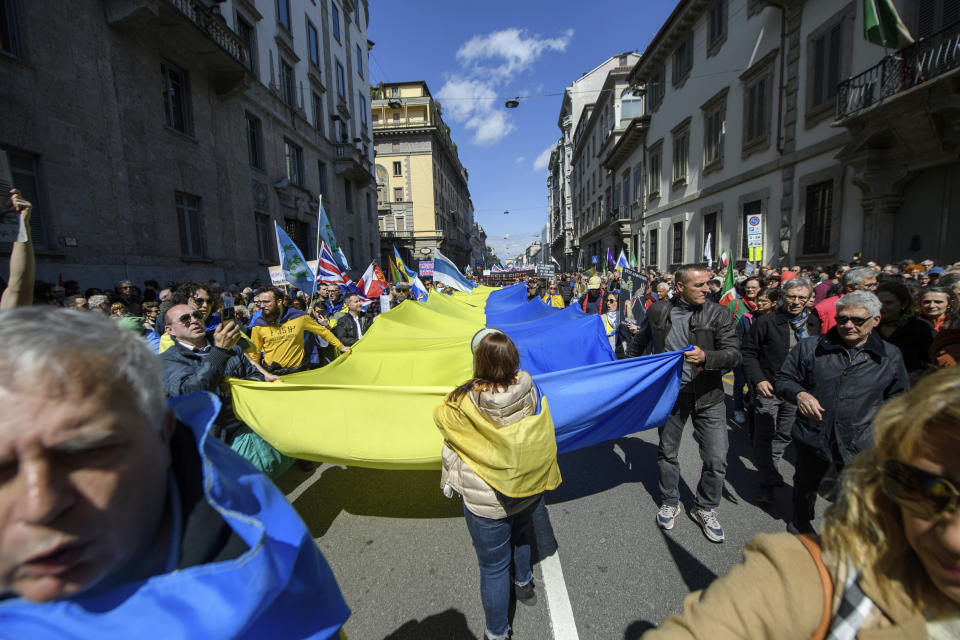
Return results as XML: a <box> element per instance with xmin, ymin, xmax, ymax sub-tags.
<box><xmin>279</xmin><ymin>385</ymin><xmax>827</xmax><ymax>639</ymax></box>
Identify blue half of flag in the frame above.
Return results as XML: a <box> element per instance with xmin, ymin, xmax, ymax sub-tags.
<box><xmin>275</xmin><ymin>224</ymin><xmax>317</xmax><ymax>296</ymax></box>
<box><xmin>432</xmin><ymin>248</ymin><xmax>475</xmax><ymax>293</ymax></box>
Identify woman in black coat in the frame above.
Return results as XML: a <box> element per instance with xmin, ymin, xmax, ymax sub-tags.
<box><xmin>876</xmin><ymin>281</ymin><xmax>934</xmax><ymax>376</ymax></box>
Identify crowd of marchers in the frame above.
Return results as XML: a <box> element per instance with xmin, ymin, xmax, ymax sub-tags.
<box><xmin>2</xmin><ymin>186</ymin><xmax>960</xmax><ymax>639</ymax></box>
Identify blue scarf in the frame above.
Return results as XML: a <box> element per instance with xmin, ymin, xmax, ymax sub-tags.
<box><xmin>0</xmin><ymin>393</ymin><xmax>350</xmax><ymax>639</ymax></box>
<box><xmin>787</xmin><ymin>308</ymin><xmax>811</xmax><ymax>342</ymax></box>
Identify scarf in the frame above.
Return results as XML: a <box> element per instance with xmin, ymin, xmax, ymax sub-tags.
<box><xmin>787</xmin><ymin>308</ymin><xmax>811</xmax><ymax>341</ymax></box>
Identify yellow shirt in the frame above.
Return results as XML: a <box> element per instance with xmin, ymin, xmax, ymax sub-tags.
<box><xmin>248</xmin><ymin>308</ymin><xmax>344</xmax><ymax>369</ymax></box>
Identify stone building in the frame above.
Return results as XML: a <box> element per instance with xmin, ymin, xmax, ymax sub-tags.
<box><xmin>372</xmin><ymin>81</ymin><xmax>474</xmax><ymax>271</ymax></box>
<box><xmin>0</xmin><ymin>0</ymin><xmax>377</xmax><ymax>287</ymax></box>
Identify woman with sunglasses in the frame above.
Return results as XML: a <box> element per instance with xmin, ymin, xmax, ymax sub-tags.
<box><xmin>435</xmin><ymin>329</ymin><xmax>561</xmax><ymax>640</ymax></box>
<box><xmin>646</xmin><ymin>368</ymin><xmax>960</xmax><ymax>638</ymax></box>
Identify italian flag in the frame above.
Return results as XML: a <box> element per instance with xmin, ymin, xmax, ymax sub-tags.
<box><xmin>717</xmin><ymin>250</ymin><xmax>745</xmax><ymax>322</ymax></box>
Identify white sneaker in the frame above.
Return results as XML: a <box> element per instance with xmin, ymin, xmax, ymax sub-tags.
<box><xmin>657</xmin><ymin>503</ymin><xmax>681</xmax><ymax>530</ymax></box>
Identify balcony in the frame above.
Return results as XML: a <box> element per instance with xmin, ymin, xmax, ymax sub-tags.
<box><xmin>333</xmin><ymin>143</ymin><xmax>374</xmax><ymax>184</ymax></box>
<box><xmin>106</xmin><ymin>0</ymin><xmax>250</xmax><ymax>95</ymax></box>
<box><xmin>837</xmin><ymin>21</ymin><xmax>960</xmax><ymax>120</ymax></box>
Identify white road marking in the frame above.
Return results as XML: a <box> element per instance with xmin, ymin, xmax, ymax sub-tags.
<box><xmin>285</xmin><ymin>464</ymin><xmax>330</xmax><ymax>503</ymax></box>
<box><xmin>538</xmin><ymin>550</ymin><xmax>579</xmax><ymax>640</ymax></box>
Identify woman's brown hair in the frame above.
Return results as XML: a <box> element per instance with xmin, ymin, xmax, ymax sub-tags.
<box><xmin>447</xmin><ymin>331</ymin><xmax>520</xmax><ymax>402</ymax></box>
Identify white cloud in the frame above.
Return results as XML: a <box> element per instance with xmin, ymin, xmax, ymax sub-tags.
<box><xmin>457</xmin><ymin>29</ymin><xmax>573</xmax><ymax>79</ymax></box>
<box><xmin>515</xmin><ymin>156</ymin><xmax>526</xmax><ymax>165</ymax></box>
<box><xmin>533</xmin><ymin>144</ymin><xmax>555</xmax><ymax>171</ymax></box>
<box><xmin>436</xmin><ymin>28</ymin><xmax>573</xmax><ymax>147</ymax></box>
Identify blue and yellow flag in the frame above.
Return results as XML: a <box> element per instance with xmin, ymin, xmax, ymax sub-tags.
<box><xmin>274</xmin><ymin>223</ymin><xmax>316</xmax><ymax>296</ymax></box>
<box><xmin>393</xmin><ymin>246</ymin><xmax>418</xmax><ymax>280</ymax></box>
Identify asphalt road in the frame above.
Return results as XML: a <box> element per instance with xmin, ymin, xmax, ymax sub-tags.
<box><xmin>278</xmin><ymin>384</ymin><xmax>829</xmax><ymax>639</ymax></box>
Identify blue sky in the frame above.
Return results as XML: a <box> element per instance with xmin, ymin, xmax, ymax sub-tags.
<box><xmin>367</xmin><ymin>0</ymin><xmax>678</xmax><ymax>263</ymax></box>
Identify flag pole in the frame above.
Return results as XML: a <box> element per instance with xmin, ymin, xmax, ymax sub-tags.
<box><xmin>316</xmin><ymin>194</ymin><xmax>323</xmax><ymax>262</ymax></box>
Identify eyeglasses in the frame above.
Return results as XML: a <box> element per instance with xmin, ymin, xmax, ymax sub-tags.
<box><xmin>192</xmin><ymin>296</ymin><xmax>213</xmax><ymax>306</ymax></box>
<box><xmin>882</xmin><ymin>460</ymin><xmax>960</xmax><ymax>520</ymax></box>
<box><xmin>835</xmin><ymin>315</ymin><xmax>872</xmax><ymax>327</ymax></box>
<box><xmin>859</xmin><ymin>282</ymin><xmax>879</xmax><ymax>290</ymax></box>
<box><xmin>784</xmin><ymin>295</ymin><xmax>809</xmax><ymax>302</ymax></box>
<box><xmin>606</xmin><ymin>298</ymin><xmax>618</xmax><ymax>303</ymax></box>
<box><xmin>175</xmin><ymin>310</ymin><xmax>205</xmax><ymax>326</ymax></box>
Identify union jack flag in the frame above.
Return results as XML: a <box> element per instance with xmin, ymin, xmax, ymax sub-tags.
<box><xmin>316</xmin><ymin>240</ymin><xmax>352</xmax><ymax>286</ymax></box>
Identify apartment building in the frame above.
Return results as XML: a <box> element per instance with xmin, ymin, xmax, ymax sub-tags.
<box><xmin>549</xmin><ymin>54</ymin><xmax>634</xmax><ymax>271</ymax></box>
<box><xmin>628</xmin><ymin>0</ymin><xmax>957</xmax><ymax>270</ymax></box>
<box><xmin>372</xmin><ymin>81</ymin><xmax>475</xmax><ymax>270</ymax></box>
<box><xmin>0</xmin><ymin>0</ymin><xmax>377</xmax><ymax>285</ymax></box>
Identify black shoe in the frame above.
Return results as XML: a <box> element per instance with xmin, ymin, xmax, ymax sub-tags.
<box><xmin>757</xmin><ymin>485</ymin><xmax>775</xmax><ymax>505</ymax></box>
<box><xmin>515</xmin><ymin>580</ymin><xmax>537</xmax><ymax>606</ymax></box>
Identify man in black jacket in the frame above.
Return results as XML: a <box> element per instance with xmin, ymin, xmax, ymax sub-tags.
<box><xmin>332</xmin><ymin>292</ymin><xmax>372</xmax><ymax>347</ymax></box>
<box><xmin>741</xmin><ymin>277</ymin><xmax>820</xmax><ymax>504</ymax></box>
<box><xmin>631</xmin><ymin>267</ymin><xmax>741</xmax><ymax>543</ymax></box>
<box><xmin>161</xmin><ymin>304</ymin><xmax>291</xmax><ymax>477</ymax></box>
<box><xmin>775</xmin><ymin>291</ymin><xmax>908</xmax><ymax>534</ymax></box>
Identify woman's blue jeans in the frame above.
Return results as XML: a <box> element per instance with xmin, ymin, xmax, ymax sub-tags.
<box><xmin>462</xmin><ymin>496</ymin><xmax>542</xmax><ymax>639</ymax></box>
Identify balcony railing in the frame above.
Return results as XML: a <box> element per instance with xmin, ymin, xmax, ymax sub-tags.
<box><xmin>166</xmin><ymin>0</ymin><xmax>249</xmax><ymax>68</ymax></box>
<box><xmin>837</xmin><ymin>21</ymin><xmax>960</xmax><ymax>120</ymax></box>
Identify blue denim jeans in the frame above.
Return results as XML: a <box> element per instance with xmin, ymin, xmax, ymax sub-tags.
<box><xmin>462</xmin><ymin>496</ymin><xmax>541</xmax><ymax>639</ymax></box>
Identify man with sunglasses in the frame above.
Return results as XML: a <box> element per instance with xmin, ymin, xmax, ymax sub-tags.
<box><xmin>775</xmin><ymin>290</ymin><xmax>908</xmax><ymax>534</ymax></box>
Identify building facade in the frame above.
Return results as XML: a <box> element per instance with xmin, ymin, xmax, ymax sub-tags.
<box><xmin>0</xmin><ymin>0</ymin><xmax>377</xmax><ymax>286</ymax></box>
<box><xmin>627</xmin><ymin>0</ymin><xmax>957</xmax><ymax>271</ymax></box>
<box><xmin>371</xmin><ymin>81</ymin><xmax>475</xmax><ymax>272</ymax></box>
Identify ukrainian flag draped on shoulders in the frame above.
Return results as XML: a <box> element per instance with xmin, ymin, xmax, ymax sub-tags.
<box><xmin>434</xmin><ymin>392</ymin><xmax>561</xmax><ymax>498</ymax></box>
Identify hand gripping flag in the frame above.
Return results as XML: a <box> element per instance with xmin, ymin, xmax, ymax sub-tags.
<box><xmin>274</xmin><ymin>223</ymin><xmax>317</xmax><ymax>296</ymax></box>
<box><xmin>317</xmin><ymin>196</ymin><xmax>349</xmax><ymax>271</ymax></box>
<box><xmin>393</xmin><ymin>246</ymin><xmax>418</xmax><ymax>280</ymax></box>
<box><xmin>316</xmin><ymin>240</ymin><xmax>351</xmax><ymax>286</ymax></box>
<box><xmin>358</xmin><ymin>262</ymin><xmax>384</xmax><ymax>298</ymax></box>
<box><xmin>717</xmin><ymin>249</ymin><xmax>745</xmax><ymax>322</ymax></box>
<box><xmin>432</xmin><ymin>248</ymin><xmax>475</xmax><ymax>293</ymax></box>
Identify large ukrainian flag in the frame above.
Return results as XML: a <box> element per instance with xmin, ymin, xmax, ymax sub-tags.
<box><xmin>230</xmin><ymin>284</ymin><xmax>684</xmax><ymax>469</ymax></box>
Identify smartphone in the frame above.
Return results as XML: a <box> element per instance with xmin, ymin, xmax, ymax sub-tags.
<box><xmin>221</xmin><ymin>306</ymin><xmax>236</xmax><ymax>322</ymax></box>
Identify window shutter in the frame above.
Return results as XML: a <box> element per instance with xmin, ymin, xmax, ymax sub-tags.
<box><xmin>918</xmin><ymin>0</ymin><xmax>936</xmax><ymax>37</ymax></box>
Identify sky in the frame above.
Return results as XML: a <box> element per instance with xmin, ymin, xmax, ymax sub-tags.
<box><xmin>367</xmin><ymin>0</ymin><xmax>678</xmax><ymax>264</ymax></box>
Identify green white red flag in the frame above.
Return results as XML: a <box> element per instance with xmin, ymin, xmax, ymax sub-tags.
<box><xmin>717</xmin><ymin>250</ymin><xmax>745</xmax><ymax>321</ymax></box>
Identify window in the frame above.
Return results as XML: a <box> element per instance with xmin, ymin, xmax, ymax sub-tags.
<box><xmin>280</xmin><ymin>59</ymin><xmax>296</xmax><ymax>107</ymax></box>
<box><xmin>741</xmin><ymin>200</ymin><xmax>761</xmax><ymax>259</ymax></box>
<box><xmin>335</xmin><ymin>61</ymin><xmax>345</xmax><ymax>98</ymax></box>
<box><xmin>246</xmin><ymin>114</ymin><xmax>263</xmax><ymax>169</ymax></box>
<box><xmin>671</xmin><ymin>221</ymin><xmax>684</xmax><ymax>265</ymax></box>
<box><xmin>276</xmin><ymin>0</ymin><xmax>290</xmax><ymax>31</ymax></box>
<box><xmin>648</xmin><ymin>142</ymin><xmax>662</xmax><ymax>197</ymax></box>
<box><xmin>621</xmin><ymin>173</ymin><xmax>630</xmax><ymax>210</ymax></box>
<box><xmin>743</xmin><ymin>71</ymin><xmax>771</xmax><ymax>150</ymax></box>
<box><xmin>803</xmin><ymin>180</ymin><xmax>833</xmax><ymax>254</ymax></box>
<box><xmin>344</xmin><ymin>178</ymin><xmax>353</xmax><ymax>211</ymax></box>
<box><xmin>672</xmin><ymin>126</ymin><xmax>689</xmax><ymax>185</ymax></box>
<box><xmin>359</xmin><ymin>94</ymin><xmax>367</xmax><ymax>126</ymax></box>
<box><xmin>312</xmin><ymin>92</ymin><xmax>324</xmax><ymax>133</ymax></box>
<box><xmin>331</xmin><ymin>2</ymin><xmax>341</xmax><ymax>41</ymax></box>
<box><xmin>648</xmin><ymin>228</ymin><xmax>658</xmax><ymax>266</ymax></box>
<box><xmin>285</xmin><ymin>217</ymin><xmax>311</xmax><ymax>256</ymax></box>
<box><xmin>394</xmin><ymin>187</ymin><xmax>403</xmax><ymax>202</ymax></box>
<box><xmin>672</xmin><ymin>32</ymin><xmax>693</xmax><ymax>86</ymax></box>
<box><xmin>707</xmin><ymin>0</ymin><xmax>727</xmax><ymax>53</ymax></box>
<box><xmin>632</xmin><ymin>165</ymin><xmax>641</xmax><ymax>202</ymax></box>
<box><xmin>236</xmin><ymin>15</ymin><xmax>258</xmax><ymax>77</ymax></box>
<box><xmin>811</xmin><ymin>24</ymin><xmax>842</xmax><ymax>109</ymax></box>
<box><xmin>175</xmin><ymin>193</ymin><xmax>206</xmax><ymax>258</ymax></box>
<box><xmin>917</xmin><ymin>0</ymin><xmax>960</xmax><ymax>38</ymax></box>
<box><xmin>161</xmin><ymin>60</ymin><xmax>192</xmax><ymax>135</ymax></box>
<box><xmin>318</xmin><ymin>161</ymin><xmax>328</xmax><ymax>196</ymax></box>
<box><xmin>391</xmin><ymin>86</ymin><xmax>399</xmax><ymax>98</ymax></box>
<box><xmin>703</xmin><ymin>210</ymin><xmax>718</xmax><ymax>262</ymax></box>
<box><xmin>648</xmin><ymin>65</ymin><xmax>665</xmax><ymax>110</ymax></box>
<box><xmin>307</xmin><ymin>21</ymin><xmax>320</xmax><ymax>66</ymax></box>
<box><xmin>284</xmin><ymin>140</ymin><xmax>303</xmax><ymax>186</ymax></box>
<box><xmin>255</xmin><ymin>213</ymin><xmax>275</xmax><ymax>262</ymax></box>
<box><xmin>702</xmin><ymin>93</ymin><xmax>726</xmax><ymax>170</ymax></box>
<box><xmin>6</xmin><ymin>151</ymin><xmax>46</xmax><ymax>248</ymax></box>
<box><xmin>393</xmin><ymin>161</ymin><xmax>402</xmax><ymax>177</ymax></box>
<box><xmin>356</xmin><ymin>44</ymin><xmax>363</xmax><ymax>77</ymax></box>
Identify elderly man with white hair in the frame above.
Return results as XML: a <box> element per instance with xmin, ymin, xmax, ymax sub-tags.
<box><xmin>775</xmin><ymin>291</ymin><xmax>909</xmax><ymax>534</ymax></box>
<box><xmin>0</xmin><ymin>308</ymin><xmax>349</xmax><ymax>637</ymax></box>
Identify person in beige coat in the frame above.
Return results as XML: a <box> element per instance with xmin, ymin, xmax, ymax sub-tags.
<box><xmin>645</xmin><ymin>367</ymin><xmax>960</xmax><ymax>639</ymax></box>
